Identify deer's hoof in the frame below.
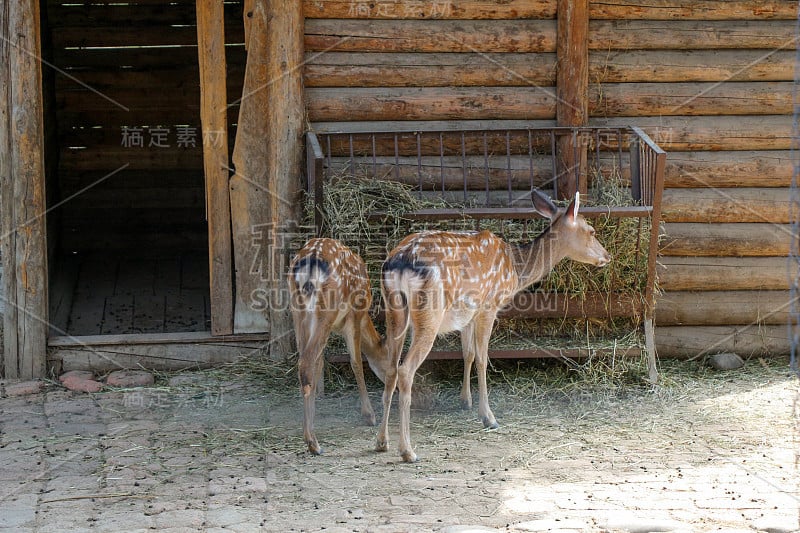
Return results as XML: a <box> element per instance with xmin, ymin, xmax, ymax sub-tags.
<box><xmin>362</xmin><ymin>411</ymin><xmax>377</xmax><ymax>426</ymax></box>
<box><xmin>400</xmin><ymin>450</ymin><xmax>418</xmax><ymax>463</ymax></box>
<box><xmin>460</xmin><ymin>398</ymin><xmax>472</xmax><ymax>411</ymax></box>
<box><xmin>307</xmin><ymin>440</ymin><xmax>323</xmax><ymax>455</ymax></box>
<box><xmin>482</xmin><ymin>417</ymin><xmax>499</xmax><ymax>430</ymax></box>
<box><xmin>375</xmin><ymin>439</ymin><xmax>388</xmax><ymax>452</ymax></box>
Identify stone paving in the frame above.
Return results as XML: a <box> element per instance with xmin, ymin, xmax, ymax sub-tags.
<box><xmin>0</xmin><ymin>361</ymin><xmax>797</xmax><ymax>532</ymax></box>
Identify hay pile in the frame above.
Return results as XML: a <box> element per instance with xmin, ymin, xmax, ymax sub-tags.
<box><xmin>303</xmin><ymin>164</ymin><xmax>653</xmax><ymax>354</ymax></box>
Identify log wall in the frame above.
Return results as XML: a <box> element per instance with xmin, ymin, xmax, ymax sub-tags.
<box><xmin>303</xmin><ymin>0</ymin><xmax>798</xmax><ymax>359</ymax></box>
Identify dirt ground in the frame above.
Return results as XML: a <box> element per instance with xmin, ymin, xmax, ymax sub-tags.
<box><xmin>0</xmin><ymin>355</ymin><xmax>798</xmax><ymax>532</ymax></box>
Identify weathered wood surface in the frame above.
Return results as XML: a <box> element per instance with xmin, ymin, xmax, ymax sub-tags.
<box><xmin>661</xmin><ymin>188</ymin><xmax>791</xmax><ymax>223</ymax></box>
<box><xmin>654</xmin><ymin>325</ymin><xmax>790</xmax><ymax>358</ymax></box>
<box><xmin>590</xmin><ymin>82</ymin><xmax>792</xmax><ymax>117</ymax></box>
<box><xmin>2</xmin><ymin>0</ymin><xmax>49</xmax><ymax>379</ymax></box>
<box><xmin>305</xmin><ymin>19</ymin><xmax>557</xmax><ymax>53</ymax></box>
<box><xmin>594</xmin><ymin>116</ymin><xmax>791</xmax><ymax>151</ymax></box>
<box><xmin>229</xmin><ymin>0</ymin><xmax>271</xmax><ymax>334</ymax></box>
<box><xmin>590</xmin><ymin>20</ymin><xmax>796</xmax><ymax>50</ymax></box>
<box><xmin>556</xmin><ymin>0</ymin><xmax>589</xmax><ymax>199</ymax></box>
<box><xmin>305</xmin><ymin>52</ymin><xmax>556</xmax><ymax>87</ymax></box>
<box><xmin>664</xmin><ymin>151</ymin><xmax>792</xmax><ymax>188</ymax></box>
<box><xmin>590</xmin><ymin>50</ymin><xmax>794</xmax><ymax>83</ymax></box>
<box><xmin>303</xmin><ymin>0</ymin><xmax>557</xmax><ymax>19</ymax></box>
<box><xmin>660</xmin><ymin>223</ymin><xmax>791</xmax><ymax>257</ymax></box>
<box><xmin>658</xmin><ymin>257</ymin><xmax>796</xmax><ymax>291</ymax></box>
<box><xmin>263</xmin><ymin>0</ymin><xmax>305</xmax><ymax>360</ymax></box>
<box><xmin>590</xmin><ymin>1</ymin><xmax>797</xmax><ymax>20</ymax></box>
<box><xmin>655</xmin><ymin>290</ymin><xmax>791</xmax><ymax>326</ymax></box>
<box><xmin>0</xmin><ymin>0</ymin><xmax>13</xmax><ymax>376</ymax></box>
<box><xmin>197</xmin><ymin>0</ymin><xmax>234</xmax><ymax>335</ymax></box>
<box><xmin>306</xmin><ymin>87</ymin><xmax>557</xmax><ymax>121</ymax></box>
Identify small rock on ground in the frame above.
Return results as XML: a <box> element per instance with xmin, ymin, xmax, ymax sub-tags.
<box><xmin>4</xmin><ymin>380</ymin><xmax>45</xmax><ymax>397</ymax></box>
<box><xmin>708</xmin><ymin>352</ymin><xmax>745</xmax><ymax>371</ymax></box>
<box><xmin>59</xmin><ymin>370</ymin><xmax>103</xmax><ymax>393</ymax></box>
<box><xmin>106</xmin><ymin>370</ymin><xmax>155</xmax><ymax>388</ymax></box>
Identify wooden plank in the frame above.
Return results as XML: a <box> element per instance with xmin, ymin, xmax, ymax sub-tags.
<box><xmin>263</xmin><ymin>0</ymin><xmax>304</xmax><ymax>359</ymax></box>
<box><xmin>658</xmin><ymin>257</ymin><xmax>796</xmax><ymax>291</ymax></box>
<box><xmin>589</xmin><ymin>20</ymin><xmax>797</xmax><ymax>50</ymax></box>
<box><xmin>590</xmin><ymin>82</ymin><xmax>793</xmax><ymax>117</ymax></box>
<box><xmin>556</xmin><ymin>0</ymin><xmax>589</xmax><ymax>199</ymax></box>
<box><xmin>593</xmin><ymin>115</ymin><xmax>792</xmax><ymax>151</ymax></box>
<box><xmin>660</xmin><ymin>223</ymin><xmax>791</xmax><ymax>257</ymax></box>
<box><xmin>48</xmin><ymin>2</ymin><xmax>243</xmax><ymax>27</ymax></box>
<box><xmin>4</xmin><ymin>0</ymin><xmax>49</xmax><ymax>378</ymax></box>
<box><xmin>53</xmin><ymin>46</ymin><xmax>246</xmax><ymax>70</ymax></box>
<box><xmin>661</xmin><ymin>188</ymin><xmax>791</xmax><ymax>223</ymax></box>
<box><xmin>306</xmin><ymin>87</ymin><xmax>557</xmax><ymax>122</ymax></box>
<box><xmin>501</xmin><ymin>292</ymin><xmax>643</xmax><ymax>319</ymax></box>
<box><xmin>197</xmin><ymin>0</ymin><xmax>234</xmax><ymax>336</ymax></box>
<box><xmin>590</xmin><ymin>50</ymin><xmax>795</xmax><ymax>84</ymax></box>
<box><xmin>305</xmin><ymin>19</ymin><xmax>557</xmax><ymax>53</ymax></box>
<box><xmin>66</xmin><ymin>291</ymin><xmax>106</xmax><ymax>336</ymax></box>
<box><xmin>101</xmin><ymin>295</ymin><xmax>135</xmax><ymax>334</ymax></box>
<box><xmin>132</xmin><ymin>294</ymin><xmax>166</xmax><ymax>334</ymax></box>
<box><xmin>303</xmin><ymin>0</ymin><xmax>557</xmax><ymax>19</ymax></box>
<box><xmin>304</xmin><ymin>52</ymin><xmax>557</xmax><ymax>88</ymax></box>
<box><xmin>48</xmin><ymin>255</ymin><xmax>80</xmax><ymax>337</ymax></box>
<box><xmin>655</xmin><ymin>290</ymin><xmax>792</xmax><ymax>326</ymax></box>
<box><xmin>655</xmin><ymin>325</ymin><xmax>790</xmax><ymax>359</ymax></box>
<box><xmin>0</xmin><ymin>0</ymin><xmax>15</xmax><ymax>374</ymax></box>
<box><xmin>114</xmin><ymin>258</ymin><xmax>156</xmax><ymax>296</ymax></box>
<box><xmin>664</xmin><ymin>151</ymin><xmax>792</xmax><ymax>188</ymax></box>
<box><xmin>48</xmin><ymin>330</ymin><xmax>270</xmax><ymax>347</ymax></box>
<box><xmin>51</xmin><ymin>341</ymin><xmax>265</xmax><ymax>372</ymax></box>
<box><xmin>165</xmin><ymin>289</ymin><xmax>206</xmax><ymax>332</ymax></box>
<box><xmin>51</xmin><ymin>25</ymin><xmax>245</xmax><ymax>48</ymax></box>
<box><xmin>589</xmin><ymin>1</ymin><xmax>798</xmax><ymax>20</ymax></box>
<box><xmin>229</xmin><ymin>0</ymin><xmax>271</xmax><ymax>334</ymax></box>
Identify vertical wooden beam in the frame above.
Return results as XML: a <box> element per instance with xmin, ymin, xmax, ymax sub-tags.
<box><xmin>1</xmin><ymin>0</ymin><xmax>49</xmax><ymax>378</ymax></box>
<box><xmin>229</xmin><ymin>0</ymin><xmax>271</xmax><ymax>334</ymax></box>
<box><xmin>556</xmin><ymin>0</ymin><xmax>589</xmax><ymax>200</ymax></box>
<box><xmin>264</xmin><ymin>0</ymin><xmax>304</xmax><ymax>359</ymax></box>
<box><xmin>196</xmin><ymin>0</ymin><xmax>233</xmax><ymax>335</ymax></box>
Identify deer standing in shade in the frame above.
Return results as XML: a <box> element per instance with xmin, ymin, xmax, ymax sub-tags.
<box><xmin>288</xmin><ymin>238</ymin><xmax>391</xmax><ymax>455</ymax></box>
<box><xmin>378</xmin><ymin>190</ymin><xmax>611</xmax><ymax>462</ymax></box>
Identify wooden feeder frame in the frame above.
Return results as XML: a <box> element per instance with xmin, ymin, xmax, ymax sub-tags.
<box><xmin>306</xmin><ymin>125</ymin><xmax>665</xmax><ymax>378</ymax></box>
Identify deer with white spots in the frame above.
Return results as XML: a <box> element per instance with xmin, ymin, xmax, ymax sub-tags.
<box><xmin>377</xmin><ymin>190</ymin><xmax>611</xmax><ymax>462</ymax></box>
<box><xmin>288</xmin><ymin>238</ymin><xmax>391</xmax><ymax>455</ymax></box>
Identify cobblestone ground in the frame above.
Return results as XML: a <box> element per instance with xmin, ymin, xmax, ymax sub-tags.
<box><xmin>0</xmin><ymin>358</ymin><xmax>797</xmax><ymax>532</ymax></box>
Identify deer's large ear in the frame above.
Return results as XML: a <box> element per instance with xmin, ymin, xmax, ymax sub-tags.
<box><xmin>565</xmin><ymin>192</ymin><xmax>580</xmax><ymax>223</ymax></box>
<box><xmin>531</xmin><ymin>189</ymin><xmax>559</xmax><ymax>220</ymax></box>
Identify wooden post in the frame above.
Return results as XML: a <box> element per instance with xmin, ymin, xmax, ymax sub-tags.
<box><xmin>1</xmin><ymin>0</ymin><xmax>49</xmax><ymax>378</ymax></box>
<box><xmin>556</xmin><ymin>0</ymin><xmax>588</xmax><ymax>199</ymax></box>
<box><xmin>264</xmin><ymin>0</ymin><xmax>304</xmax><ymax>360</ymax></box>
<box><xmin>229</xmin><ymin>0</ymin><xmax>271</xmax><ymax>333</ymax></box>
<box><xmin>196</xmin><ymin>0</ymin><xmax>234</xmax><ymax>335</ymax></box>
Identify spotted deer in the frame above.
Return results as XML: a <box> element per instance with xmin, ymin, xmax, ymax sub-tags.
<box><xmin>288</xmin><ymin>238</ymin><xmax>391</xmax><ymax>455</ymax></box>
<box><xmin>377</xmin><ymin>190</ymin><xmax>611</xmax><ymax>462</ymax></box>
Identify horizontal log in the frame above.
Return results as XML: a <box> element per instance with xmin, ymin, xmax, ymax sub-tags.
<box><xmin>589</xmin><ymin>20</ymin><xmax>796</xmax><ymax>50</ymax></box>
<box><xmin>658</xmin><ymin>257</ymin><xmax>796</xmax><ymax>291</ymax></box>
<box><xmin>52</xmin><ymin>25</ymin><xmax>245</xmax><ymax>48</ymax></box>
<box><xmin>305</xmin><ymin>52</ymin><xmax>556</xmax><ymax>87</ymax></box>
<box><xmin>590</xmin><ymin>82</ymin><xmax>792</xmax><ymax>117</ymax></box>
<box><xmin>654</xmin><ymin>325</ymin><xmax>790</xmax><ymax>358</ymax></box>
<box><xmin>660</xmin><ymin>223</ymin><xmax>791</xmax><ymax>257</ymax></box>
<box><xmin>60</xmin><ymin>145</ymin><xmax>204</xmax><ymax>172</ymax></box>
<box><xmin>593</xmin><ymin>115</ymin><xmax>792</xmax><ymax>151</ymax></box>
<box><xmin>48</xmin><ymin>2</ymin><xmax>242</xmax><ymax>27</ymax></box>
<box><xmin>306</xmin><ymin>87</ymin><xmax>557</xmax><ymax>121</ymax></box>
<box><xmin>590</xmin><ymin>1</ymin><xmax>798</xmax><ymax>20</ymax></box>
<box><xmin>661</xmin><ymin>188</ymin><xmax>791</xmax><ymax>223</ymax></box>
<box><xmin>303</xmin><ymin>0</ymin><xmax>557</xmax><ymax>19</ymax></box>
<box><xmin>664</xmin><ymin>151</ymin><xmax>792</xmax><ymax>188</ymax></box>
<box><xmin>501</xmin><ymin>291</ymin><xmax>644</xmax><ymax>319</ymax></box>
<box><xmin>591</xmin><ymin>50</ymin><xmax>795</xmax><ymax>84</ymax></box>
<box><xmin>305</xmin><ymin>19</ymin><xmax>557</xmax><ymax>53</ymax></box>
<box><xmin>655</xmin><ymin>290</ymin><xmax>792</xmax><ymax>326</ymax></box>
<box><xmin>54</xmin><ymin>46</ymin><xmax>247</xmax><ymax>70</ymax></box>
